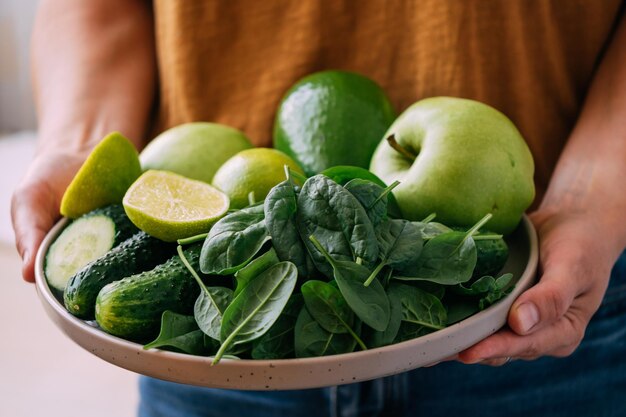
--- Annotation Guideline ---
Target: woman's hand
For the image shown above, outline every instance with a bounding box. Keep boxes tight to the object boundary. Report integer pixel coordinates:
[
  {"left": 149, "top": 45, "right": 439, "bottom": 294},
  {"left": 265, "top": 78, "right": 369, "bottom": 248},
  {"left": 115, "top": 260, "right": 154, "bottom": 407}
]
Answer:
[
  {"left": 11, "top": 149, "right": 88, "bottom": 282},
  {"left": 458, "top": 208, "right": 619, "bottom": 365}
]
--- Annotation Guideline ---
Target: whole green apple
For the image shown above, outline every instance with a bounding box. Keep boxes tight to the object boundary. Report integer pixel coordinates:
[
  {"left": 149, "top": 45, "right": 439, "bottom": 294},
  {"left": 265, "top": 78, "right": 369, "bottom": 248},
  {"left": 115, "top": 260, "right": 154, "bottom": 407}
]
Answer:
[{"left": 369, "top": 97, "right": 535, "bottom": 234}]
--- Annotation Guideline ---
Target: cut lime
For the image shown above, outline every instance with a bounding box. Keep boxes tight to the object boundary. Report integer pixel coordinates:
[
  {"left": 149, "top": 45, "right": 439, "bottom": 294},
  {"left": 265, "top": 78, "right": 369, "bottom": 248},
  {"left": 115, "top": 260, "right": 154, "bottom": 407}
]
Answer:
[
  {"left": 60, "top": 132, "right": 142, "bottom": 218},
  {"left": 123, "top": 170, "right": 230, "bottom": 241}
]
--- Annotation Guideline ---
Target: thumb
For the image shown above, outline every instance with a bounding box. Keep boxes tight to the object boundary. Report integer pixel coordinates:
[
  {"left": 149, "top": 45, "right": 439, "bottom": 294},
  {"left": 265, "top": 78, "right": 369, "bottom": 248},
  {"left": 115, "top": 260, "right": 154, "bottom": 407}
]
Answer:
[
  {"left": 11, "top": 182, "right": 60, "bottom": 282},
  {"left": 507, "top": 259, "right": 581, "bottom": 335}
]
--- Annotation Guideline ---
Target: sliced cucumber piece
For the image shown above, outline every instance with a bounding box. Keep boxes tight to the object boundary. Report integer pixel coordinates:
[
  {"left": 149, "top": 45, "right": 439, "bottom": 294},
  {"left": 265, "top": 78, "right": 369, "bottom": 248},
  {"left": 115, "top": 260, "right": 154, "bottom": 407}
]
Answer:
[{"left": 44, "top": 205, "right": 137, "bottom": 294}]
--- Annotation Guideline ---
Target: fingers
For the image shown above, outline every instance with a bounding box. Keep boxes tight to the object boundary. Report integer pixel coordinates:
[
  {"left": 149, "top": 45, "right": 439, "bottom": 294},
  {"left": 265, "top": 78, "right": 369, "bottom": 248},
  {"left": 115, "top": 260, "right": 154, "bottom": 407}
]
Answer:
[
  {"left": 11, "top": 181, "right": 60, "bottom": 282},
  {"left": 458, "top": 308, "right": 587, "bottom": 364}
]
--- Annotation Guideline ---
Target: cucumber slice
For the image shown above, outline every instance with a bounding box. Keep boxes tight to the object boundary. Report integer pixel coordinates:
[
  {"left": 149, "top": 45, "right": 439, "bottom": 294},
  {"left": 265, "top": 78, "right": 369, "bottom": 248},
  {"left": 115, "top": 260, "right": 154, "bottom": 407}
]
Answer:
[{"left": 44, "top": 205, "right": 137, "bottom": 294}]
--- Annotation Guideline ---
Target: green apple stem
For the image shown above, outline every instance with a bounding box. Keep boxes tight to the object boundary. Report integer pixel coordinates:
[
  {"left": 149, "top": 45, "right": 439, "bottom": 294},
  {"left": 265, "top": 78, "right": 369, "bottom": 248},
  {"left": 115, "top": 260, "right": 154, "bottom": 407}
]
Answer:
[
  {"left": 386, "top": 134, "right": 417, "bottom": 162},
  {"left": 369, "top": 180, "right": 400, "bottom": 209}
]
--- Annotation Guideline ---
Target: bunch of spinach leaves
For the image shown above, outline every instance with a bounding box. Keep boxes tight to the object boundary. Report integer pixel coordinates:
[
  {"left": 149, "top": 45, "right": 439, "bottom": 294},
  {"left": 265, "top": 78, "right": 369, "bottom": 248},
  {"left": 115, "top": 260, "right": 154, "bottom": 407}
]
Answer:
[{"left": 143, "top": 169, "right": 514, "bottom": 363}]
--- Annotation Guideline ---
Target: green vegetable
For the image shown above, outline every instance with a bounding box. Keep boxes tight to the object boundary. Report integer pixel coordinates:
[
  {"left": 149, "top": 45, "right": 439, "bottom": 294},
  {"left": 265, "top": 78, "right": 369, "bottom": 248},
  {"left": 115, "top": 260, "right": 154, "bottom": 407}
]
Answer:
[
  {"left": 296, "top": 175, "right": 379, "bottom": 277},
  {"left": 473, "top": 235, "right": 509, "bottom": 278},
  {"left": 454, "top": 273, "right": 515, "bottom": 310},
  {"left": 294, "top": 307, "right": 359, "bottom": 358},
  {"left": 364, "top": 219, "right": 423, "bottom": 286},
  {"left": 394, "top": 214, "right": 493, "bottom": 285},
  {"left": 251, "top": 294, "right": 303, "bottom": 360},
  {"left": 214, "top": 261, "right": 298, "bottom": 364},
  {"left": 309, "top": 235, "right": 390, "bottom": 331},
  {"left": 233, "top": 248, "right": 279, "bottom": 297},
  {"left": 64, "top": 231, "right": 175, "bottom": 319},
  {"left": 94, "top": 244, "right": 202, "bottom": 342},
  {"left": 344, "top": 179, "right": 398, "bottom": 227},
  {"left": 200, "top": 204, "right": 270, "bottom": 275},
  {"left": 45, "top": 205, "right": 138, "bottom": 295},
  {"left": 364, "top": 284, "right": 403, "bottom": 348},
  {"left": 264, "top": 174, "right": 314, "bottom": 277},
  {"left": 144, "top": 311, "right": 217, "bottom": 355},
  {"left": 301, "top": 280, "right": 367, "bottom": 350},
  {"left": 389, "top": 283, "right": 447, "bottom": 343}
]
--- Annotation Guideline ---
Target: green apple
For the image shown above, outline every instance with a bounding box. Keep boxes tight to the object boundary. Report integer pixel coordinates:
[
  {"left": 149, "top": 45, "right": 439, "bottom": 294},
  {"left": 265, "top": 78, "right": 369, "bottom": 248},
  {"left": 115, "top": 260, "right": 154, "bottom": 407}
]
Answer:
[
  {"left": 140, "top": 122, "right": 252, "bottom": 183},
  {"left": 369, "top": 97, "right": 535, "bottom": 234}
]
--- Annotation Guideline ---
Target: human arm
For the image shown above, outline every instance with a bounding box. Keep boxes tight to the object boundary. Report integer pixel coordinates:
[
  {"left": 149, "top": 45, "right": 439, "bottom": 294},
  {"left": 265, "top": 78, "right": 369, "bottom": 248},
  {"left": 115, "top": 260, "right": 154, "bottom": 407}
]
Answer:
[
  {"left": 459, "top": 13, "right": 626, "bottom": 364},
  {"left": 11, "top": 0, "right": 156, "bottom": 282}
]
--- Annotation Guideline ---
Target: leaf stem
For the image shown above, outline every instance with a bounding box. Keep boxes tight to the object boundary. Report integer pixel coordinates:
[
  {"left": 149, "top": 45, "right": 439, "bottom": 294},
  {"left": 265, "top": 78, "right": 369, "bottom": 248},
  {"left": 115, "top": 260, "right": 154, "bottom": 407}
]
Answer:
[
  {"left": 386, "top": 134, "right": 417, "bottom": 162},
  {"left": 308, "top": 235, "right": 336, "bottom": 267},
  {"left": 363, "top": 260, "right": 387, "bottom": 287},
  {"left": 347, "top": 326, "right": 368, "bottom": 351},
  {"left": 177, "top": 245, "right": 208, "bottom": 291},
  {"left": 472, "top": 233, "right": 503, "bottom": 241},
  {"left": 177, "top": 233, "right": 208, "bottom": 245},
  {"left": 177, "top": 246, "right": 223, "bottom": 315},
  {"left": 368, "top": 180, "right": 400, "bottom": 209},
  {"left": 287, "top": 167, "right": 308, "bottom": 185},
  {"left": 465, "top": 213, "right": 493, "bottom": 238},
  {"left": 248, "top": 191, "right": 256, "bottom": 206},
  {"left": 420, "top": 213, "right": 437, "bottom": 223}
]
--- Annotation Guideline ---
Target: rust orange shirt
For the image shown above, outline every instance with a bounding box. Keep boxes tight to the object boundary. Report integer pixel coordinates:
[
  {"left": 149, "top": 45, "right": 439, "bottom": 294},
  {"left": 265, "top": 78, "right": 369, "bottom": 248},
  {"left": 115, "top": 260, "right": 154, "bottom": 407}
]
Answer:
[{"left": 152, "top": 0, "right": 623, "bottom": 202}]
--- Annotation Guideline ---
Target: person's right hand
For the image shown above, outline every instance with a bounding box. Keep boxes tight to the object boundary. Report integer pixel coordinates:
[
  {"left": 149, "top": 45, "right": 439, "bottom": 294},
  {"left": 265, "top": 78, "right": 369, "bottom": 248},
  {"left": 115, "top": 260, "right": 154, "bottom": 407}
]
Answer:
[{"left": 11, "top": 148, "right": 88, "bottom": 282}]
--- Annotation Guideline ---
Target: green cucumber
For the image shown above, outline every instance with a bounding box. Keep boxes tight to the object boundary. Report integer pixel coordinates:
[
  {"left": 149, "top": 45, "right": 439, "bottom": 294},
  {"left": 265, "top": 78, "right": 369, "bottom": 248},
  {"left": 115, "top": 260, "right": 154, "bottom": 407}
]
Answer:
[
  {"left": 473, "top": 235, "right": 509, "bottom": 278},
  {"left": 95, "top": 244, "right": 203, "bottom": 342},
  {"left": 45, "top": 205, "right": 138, "bottom": 295},
  {"left": 64, "top": 231, "right": 175, "bottom": 319}
]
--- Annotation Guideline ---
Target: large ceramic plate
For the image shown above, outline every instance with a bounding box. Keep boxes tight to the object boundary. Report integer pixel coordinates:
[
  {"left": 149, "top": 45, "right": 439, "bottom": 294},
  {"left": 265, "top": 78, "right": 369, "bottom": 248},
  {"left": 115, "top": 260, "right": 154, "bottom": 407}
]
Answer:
[{"left": 35, "top": 216, "right": 537, "bottom": 390}]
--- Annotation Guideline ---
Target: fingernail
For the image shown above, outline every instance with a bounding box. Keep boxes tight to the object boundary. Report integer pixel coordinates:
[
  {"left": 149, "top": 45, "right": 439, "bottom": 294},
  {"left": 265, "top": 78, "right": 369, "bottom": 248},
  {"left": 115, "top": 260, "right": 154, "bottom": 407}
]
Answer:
[{"left": 517, "top": 302, "right": 539, "bottom": 333}]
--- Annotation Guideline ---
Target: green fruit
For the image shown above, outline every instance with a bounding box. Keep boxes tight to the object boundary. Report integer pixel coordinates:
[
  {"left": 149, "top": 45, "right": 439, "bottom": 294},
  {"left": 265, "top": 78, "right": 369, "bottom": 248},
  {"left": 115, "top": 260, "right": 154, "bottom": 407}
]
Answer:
[
  {"left": 123, "top": 170, "right": 230, "bottom": 242},
  {"left": 60, "top": 132, "right": 142, "bottom": 218},
  {"left": 212, "top": 148, "right": 305, "bottom": 209},
  {"left": 140, "top": 122, "right": 252, "bottom": 183},
  {"left": 370, "top": 97, "right": 535, "bottom": 234},
  {"left": 273, "top": 70, "right": 396, "bottom": 176}
]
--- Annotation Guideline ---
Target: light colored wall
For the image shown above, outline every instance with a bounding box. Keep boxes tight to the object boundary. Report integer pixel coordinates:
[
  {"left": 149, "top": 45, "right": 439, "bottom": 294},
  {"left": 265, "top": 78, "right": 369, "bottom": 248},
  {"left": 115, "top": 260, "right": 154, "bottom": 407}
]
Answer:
[{"left": 0, "top": 0, "right": 39, "bottom": 132}]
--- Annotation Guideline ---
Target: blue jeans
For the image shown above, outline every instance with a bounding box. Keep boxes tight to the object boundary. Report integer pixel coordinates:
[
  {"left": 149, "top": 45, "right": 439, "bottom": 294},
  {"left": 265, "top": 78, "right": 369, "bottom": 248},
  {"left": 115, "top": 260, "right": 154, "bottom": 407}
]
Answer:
[{"left": 138, "top": 251, "right": 626, "bottom": 417}]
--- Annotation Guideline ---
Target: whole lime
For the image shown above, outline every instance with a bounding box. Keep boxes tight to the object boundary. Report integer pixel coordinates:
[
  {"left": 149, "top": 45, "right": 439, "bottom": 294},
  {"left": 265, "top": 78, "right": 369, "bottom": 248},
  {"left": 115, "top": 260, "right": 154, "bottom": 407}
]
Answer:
[
  {"left": 212, "top": 148, "right": 305, "bottom": 209},
  {"left": 273, "top": 70, "right": 396, "bottom": 176},
  {"left": 140, "top": 122, "right": 252, "bottom": 183}
]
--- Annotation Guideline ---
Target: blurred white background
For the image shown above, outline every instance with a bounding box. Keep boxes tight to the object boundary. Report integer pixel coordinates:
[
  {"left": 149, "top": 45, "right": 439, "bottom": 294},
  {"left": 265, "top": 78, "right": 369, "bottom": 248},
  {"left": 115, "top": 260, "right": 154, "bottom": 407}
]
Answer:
[{"left": 1, "top": 2, "right": 138, "bottom": 416}]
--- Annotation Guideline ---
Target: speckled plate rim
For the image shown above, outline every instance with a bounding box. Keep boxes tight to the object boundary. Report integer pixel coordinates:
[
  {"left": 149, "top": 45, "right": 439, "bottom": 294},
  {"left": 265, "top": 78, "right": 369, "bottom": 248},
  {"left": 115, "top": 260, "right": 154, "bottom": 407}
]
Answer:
[{"left": 35, "top": 215, "right": 538, "bottom": 390}]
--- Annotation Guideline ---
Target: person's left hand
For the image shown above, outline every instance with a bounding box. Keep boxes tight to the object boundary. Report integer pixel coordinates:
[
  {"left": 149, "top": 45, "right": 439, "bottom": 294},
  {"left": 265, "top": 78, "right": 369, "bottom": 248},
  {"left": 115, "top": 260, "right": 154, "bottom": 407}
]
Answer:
[{"left": 457, "top": 208, "right": 620, "bottom": 365}]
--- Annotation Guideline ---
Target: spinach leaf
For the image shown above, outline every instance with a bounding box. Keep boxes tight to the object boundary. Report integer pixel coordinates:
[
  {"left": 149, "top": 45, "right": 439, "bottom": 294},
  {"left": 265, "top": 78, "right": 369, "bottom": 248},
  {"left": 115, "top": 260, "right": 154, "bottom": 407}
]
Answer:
[
  {"left": 177, "top": 245, "right": 233, "bottom": 342},
  {"left": 394, "top": 231, "right": 477, "bottom": 285},
  {"left": 344, "top": 179, "right": 397, "bottom": 227},
  {"left": 264, "top": 177, "right": 314, "bottom": 277},
  {"left": 144, "top": 311, "right": 216, "bottom": 355},
  {"left": 194, "top": 287, "right": 233, "bottom": 341},
  {"left": 296, "top": 175, "right": 379, "bottom": 277},
  {"left": 294, "top": 307, "right": 358, "bottom": 358},
  {"left": 412, "top": 221, "right": 452, "bottom": 240},
  {"left": 213, "top": 261, "right": 298, "bottom": 364},
  {"left": 251, "top": 294, "right": 303, "bottom": 360},
  {"left": 388, "top": 283, "right": 447, "bottom": 343},
  {"left": 233, "top": 248, "right": 279, "bottom": 297},
  {"left": 444, "top": 296, "right": 480, "bottom": 325},
  {"left": 309, "top": 235, "right": 390, "bottom": 331},
  {"left": 453, "top": 273, "right": 514, "bottom": 310},
  {"left": 200, "top": 204, "right": 270, "bottom": 275},
  {"left": 364, "top": 219, "right": 423, "bottom": 286},
  {"left": 365, "top": 283, "right": 403, "bottom": 348},
  {"left": 301, "top": 280, "right": 367, "bottom": 350}
]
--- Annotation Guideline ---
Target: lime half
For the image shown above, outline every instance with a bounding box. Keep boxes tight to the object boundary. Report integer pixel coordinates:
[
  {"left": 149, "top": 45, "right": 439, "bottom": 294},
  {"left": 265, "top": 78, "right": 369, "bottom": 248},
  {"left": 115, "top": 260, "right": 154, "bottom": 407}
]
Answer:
[{"left": 123, "top": 170, "right": 230, "bottom": 241}]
